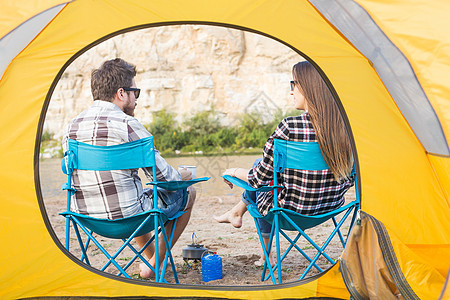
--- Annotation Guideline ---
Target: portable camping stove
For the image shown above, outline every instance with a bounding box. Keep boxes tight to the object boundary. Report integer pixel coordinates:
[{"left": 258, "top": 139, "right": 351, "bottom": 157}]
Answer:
[{"left": 182, "top": 233, "right": 210, "bottom": 270}]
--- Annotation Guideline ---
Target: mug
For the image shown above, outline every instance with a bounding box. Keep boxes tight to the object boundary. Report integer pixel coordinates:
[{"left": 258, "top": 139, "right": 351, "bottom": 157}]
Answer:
[{"left": 178, "top": 165, "right": 197, "bottom": 179}]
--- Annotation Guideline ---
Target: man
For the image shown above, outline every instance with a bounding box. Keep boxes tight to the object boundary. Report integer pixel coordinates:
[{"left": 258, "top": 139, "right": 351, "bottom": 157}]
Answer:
[{"left": 62, "top": 58, "right": 195, "bottom": 278}]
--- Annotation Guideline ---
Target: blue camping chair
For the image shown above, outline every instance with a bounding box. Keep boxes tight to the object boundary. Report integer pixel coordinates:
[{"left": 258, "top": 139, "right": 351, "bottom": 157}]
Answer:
[
  {"left": 60, "top": 136, "right": 209, "bottom": 282},
  {"left": 223, "top": 139, "right": 359, "bottom": 284}
]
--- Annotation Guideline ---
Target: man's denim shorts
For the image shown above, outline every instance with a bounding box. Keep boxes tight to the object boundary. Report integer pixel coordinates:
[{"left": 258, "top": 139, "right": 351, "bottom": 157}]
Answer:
[{"left": 142, "top": 188, "right": 188, "bottom": 218}]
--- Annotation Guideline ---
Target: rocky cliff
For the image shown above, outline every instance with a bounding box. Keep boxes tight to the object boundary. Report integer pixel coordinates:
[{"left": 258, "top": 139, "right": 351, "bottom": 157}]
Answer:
[{"left": 44, "top": 24, "right": 303, "bottom": 138}]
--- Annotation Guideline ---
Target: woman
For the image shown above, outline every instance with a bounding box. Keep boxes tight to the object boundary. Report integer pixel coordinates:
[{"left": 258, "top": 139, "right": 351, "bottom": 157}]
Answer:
[{"left": 214, "top": 61, "right": 354, "bottom": 266}]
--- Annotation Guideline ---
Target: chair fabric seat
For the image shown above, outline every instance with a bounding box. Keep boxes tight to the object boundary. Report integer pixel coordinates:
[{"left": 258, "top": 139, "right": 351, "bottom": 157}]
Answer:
[
  {"left": 60, "top": 210, "right": 184, "bottom": 239},
  {"left": 247, "top": 200, "right": 359, "bottom": 231}
]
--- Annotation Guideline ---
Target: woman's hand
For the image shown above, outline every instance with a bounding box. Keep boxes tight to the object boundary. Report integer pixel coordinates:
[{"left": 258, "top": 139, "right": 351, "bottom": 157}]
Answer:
[
  {"left": 222, "top": 168, "right": 238, "bottom": 189},
  {"left": 179, "top": 168, "right": 192, "bottom": 181}
]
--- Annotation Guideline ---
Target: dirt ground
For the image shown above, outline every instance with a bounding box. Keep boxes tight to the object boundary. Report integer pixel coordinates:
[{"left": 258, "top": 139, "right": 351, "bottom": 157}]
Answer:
[{"left": 41, "top": 159, "right": 356, "bottom": 286}]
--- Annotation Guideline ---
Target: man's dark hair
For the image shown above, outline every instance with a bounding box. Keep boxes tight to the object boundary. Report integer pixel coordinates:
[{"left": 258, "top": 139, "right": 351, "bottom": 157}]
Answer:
[{"left": 91, "top": 58, "right": 136, "bottom": 101}]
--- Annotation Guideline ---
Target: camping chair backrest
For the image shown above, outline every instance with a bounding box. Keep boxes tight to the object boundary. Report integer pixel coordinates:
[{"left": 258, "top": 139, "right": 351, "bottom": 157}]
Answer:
[
  {"left": 63, "top": 136, "right": 158, "bottom": 212},
  {"left": 272, "top": 138, "right": 358, "bottom": 207},
  {"left": 65, "top": 136, "right": 157, "bottom": 171},
  {"left": 273, "top": 139, "right": 328, "bottom": 171},
  {"left": 272, "top": 139, "right": 328, "bottom": 208}
]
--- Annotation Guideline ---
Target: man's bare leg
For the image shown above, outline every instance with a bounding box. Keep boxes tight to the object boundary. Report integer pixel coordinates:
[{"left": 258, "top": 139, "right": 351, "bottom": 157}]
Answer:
[
  {"left": 213, "top": 200, "right": 247, "bottom": 228},
  {"left": 134, "top": 233, "right": 155, "bottom": 266},
  {"left": 138, "top": 186, "right": 196, "bottom": 278}
]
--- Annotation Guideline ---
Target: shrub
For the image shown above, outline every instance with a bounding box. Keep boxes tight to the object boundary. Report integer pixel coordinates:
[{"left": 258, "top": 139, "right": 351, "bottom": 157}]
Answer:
[{"left": 144, "top": 108, "right": 302, "bottom": 155}]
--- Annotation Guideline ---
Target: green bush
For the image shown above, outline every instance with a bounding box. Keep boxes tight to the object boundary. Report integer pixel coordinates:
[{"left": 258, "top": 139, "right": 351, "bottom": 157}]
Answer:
[
  {"left": 144, "top": 108, "right": 302, "bottom": 155},
  {"left": 41, "top": 131, "right": 54, "bottom": 142},
  {"left": 39, "top": 109, "right": 303, "bottom": 158}
]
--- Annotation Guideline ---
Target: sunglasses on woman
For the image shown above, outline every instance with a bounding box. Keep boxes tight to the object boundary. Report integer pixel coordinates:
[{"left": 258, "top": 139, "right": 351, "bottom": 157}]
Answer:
[
  {"left": 290, "top": 80, "right": 297, "bottom": 91},
  {"left": 122, "top": 87, "right": 141, "bottom": 99}
]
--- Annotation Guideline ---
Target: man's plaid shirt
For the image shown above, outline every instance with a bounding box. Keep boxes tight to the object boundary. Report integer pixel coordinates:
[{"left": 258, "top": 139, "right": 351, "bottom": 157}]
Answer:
[
  {"left": 62, "top": 100, "right": 181, "bottom": 220},
  {"left": 247, "top": 112, "right": 354, "bottom": 216}
]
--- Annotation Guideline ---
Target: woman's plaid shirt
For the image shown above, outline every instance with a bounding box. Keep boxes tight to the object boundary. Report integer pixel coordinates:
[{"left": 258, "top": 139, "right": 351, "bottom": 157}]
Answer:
[{"left": 247, "top": 112, "right": 354, "bottom": 216}]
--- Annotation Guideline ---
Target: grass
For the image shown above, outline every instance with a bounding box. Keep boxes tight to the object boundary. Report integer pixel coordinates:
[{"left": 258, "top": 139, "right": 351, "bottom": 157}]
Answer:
[{"left": 119, "top": 257, "right": 132, "bottom": 261}]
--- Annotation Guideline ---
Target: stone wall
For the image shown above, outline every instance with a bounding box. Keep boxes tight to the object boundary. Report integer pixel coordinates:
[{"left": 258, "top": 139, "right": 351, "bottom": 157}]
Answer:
[{"left": 44, "top": 25, "right": 303, "bottom": 138}]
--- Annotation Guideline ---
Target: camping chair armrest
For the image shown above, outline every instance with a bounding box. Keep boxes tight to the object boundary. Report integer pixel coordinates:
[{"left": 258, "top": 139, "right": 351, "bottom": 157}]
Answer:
[
  {"left": 222, "top": 175, "right": 282, "bottom": 192},
  {"left": 246, "top": 203, "right": 265, "bottom": 219},
  {"left": 146, "top": 177, "right": 210, "bottom": 191}
]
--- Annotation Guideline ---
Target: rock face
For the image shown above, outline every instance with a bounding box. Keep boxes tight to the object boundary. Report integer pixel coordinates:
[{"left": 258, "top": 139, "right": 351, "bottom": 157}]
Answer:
[{"left": 45, "top": 25, "right": 303, "bottom": 138}]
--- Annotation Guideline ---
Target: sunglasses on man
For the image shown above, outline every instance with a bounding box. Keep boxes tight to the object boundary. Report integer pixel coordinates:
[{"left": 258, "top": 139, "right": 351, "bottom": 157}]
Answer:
[{"left": 122, "top": 87, "right": 140, "bottom": 99}]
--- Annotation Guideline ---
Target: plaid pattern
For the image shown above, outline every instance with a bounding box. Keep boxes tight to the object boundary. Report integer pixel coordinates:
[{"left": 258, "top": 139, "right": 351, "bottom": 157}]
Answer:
[
  {"left": 248, "top": 112, "right": 354, "bottom": 216},
  {"left": 62, "top": 100, "right": 181, "bottom": 220}
]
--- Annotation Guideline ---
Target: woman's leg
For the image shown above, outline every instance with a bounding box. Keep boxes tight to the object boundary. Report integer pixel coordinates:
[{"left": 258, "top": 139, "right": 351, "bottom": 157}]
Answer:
[
  {"left": 214, "top": 159, "right": 263, "bottom": 227},
  {"left": 213, "top": 192, "right": 250, "bottom": 228},
  {"left": 254, "top": 218, "right": 276, "bottom": 267}
]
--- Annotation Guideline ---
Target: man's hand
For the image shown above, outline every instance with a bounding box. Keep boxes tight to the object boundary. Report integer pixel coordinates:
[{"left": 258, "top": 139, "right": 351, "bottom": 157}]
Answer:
[{"left": 179, "top": 168, "right": 192, "bottom": 181}]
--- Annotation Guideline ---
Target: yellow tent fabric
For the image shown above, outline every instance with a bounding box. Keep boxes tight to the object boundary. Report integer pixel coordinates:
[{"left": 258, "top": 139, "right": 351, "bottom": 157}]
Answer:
[
  {"left": 0, "top": 0, "right": 448, "bottom": 299},
  {"left": 0, "top": 0, "right": 69, "bottom": 39}
]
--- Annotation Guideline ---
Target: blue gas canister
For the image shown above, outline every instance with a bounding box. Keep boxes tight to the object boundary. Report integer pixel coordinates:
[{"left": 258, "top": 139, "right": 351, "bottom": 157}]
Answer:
[{"left": 201, "top": 252, "right": 222, "bottom": 282}]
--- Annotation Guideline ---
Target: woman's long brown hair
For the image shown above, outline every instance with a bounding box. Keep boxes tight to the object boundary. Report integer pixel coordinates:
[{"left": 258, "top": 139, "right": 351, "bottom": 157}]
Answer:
[{"left": 293, "top": 61, "right": 353, "bottom": 181}]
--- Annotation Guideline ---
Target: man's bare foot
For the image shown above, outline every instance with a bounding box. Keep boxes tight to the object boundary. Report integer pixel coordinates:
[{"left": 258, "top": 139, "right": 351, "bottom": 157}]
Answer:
[
  {"left": 254, "top": 255, "right": 276, "bottom": 267},
  {"left": 213, "top": 210, "right": 243, "bottom": 228},
  {"left": 139, "top": 263, "right": 155, "bottom": 279},
  {"left": 139, "top": 262, "right": 167, "bottom": 279}
]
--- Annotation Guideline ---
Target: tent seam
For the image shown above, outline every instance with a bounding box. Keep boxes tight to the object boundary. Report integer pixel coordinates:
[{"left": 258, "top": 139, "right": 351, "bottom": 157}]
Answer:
[
  {"left": 366, "top": 213, "right": 420, "bottom": 300},
  {"left": 305, "top": 0, "right": 367, "bottom": 60},
  {"left": 349, "top": 0, "right": 449, "bottom": 157},
  {"left": 0, "top": 2, "right": 72, "bottom": 83}
]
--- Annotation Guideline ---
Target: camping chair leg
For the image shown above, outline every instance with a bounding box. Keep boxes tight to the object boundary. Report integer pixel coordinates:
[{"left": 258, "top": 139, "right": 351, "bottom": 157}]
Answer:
[
  {"left": 158, "top": 216, "right": 179, "bottom": 284},
  {"left": 278, "top": 230, "right": 322, "bottom": 272},
  {"left": 261, "top": 214, "right": 323, "bottom": 284},
  {"left": 274, "top": 213, "right": 283, "bottom": 284},
  {"left": 262, "top": 230, "right": 307, "bottom": 282},
  {"left": 65, "top": 217, "right": 70, "bottom": 250},
  {"left": 332, "top": 217, "right": 346, "bottom": 248},
  {"left": 298, "top": 208, "right": 354, "bottom": 280},
  {"left": 261, "top": 222, "right": 276, "bottom": 283},
  {"left": 299, "top": 239, "right": 334, "bottom": 280},
  {"left": 100, "top": 214, "right": 154, "bottom": 273},
  {"left": 263, "top": 230, "right": 324, "bottom": 281},
  {"left": 254, "top": 218, "right": 277, "bottom": 284},
  {"left": 70, "top": 216, "right": 131, "bottom": 278},
  {"left": 263, "top": 222, "right": 277, "bottom": 284},
  {"left": 261, "top": 226, "right": 323, "bottom": 282},
  {"left": 281, "top": 211, "right": 335, "bottom": 263},
  {"left": 346, "top": 206, "right": 358, "bottom": 244},
  {"left": 79, "top": 233, "right": 92, "bottom": 264},
  {"left": 164, "top": 218, "right": 180, "bottom": 284},
  {"left": 120, "top": 231, "right": 158, "bottom": 275},
  {"left": 71, "top": 219, "right": 91, "bottom": 266},
  {"left": 154, "top": 214, "right": 160, "bottom": 282}
]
